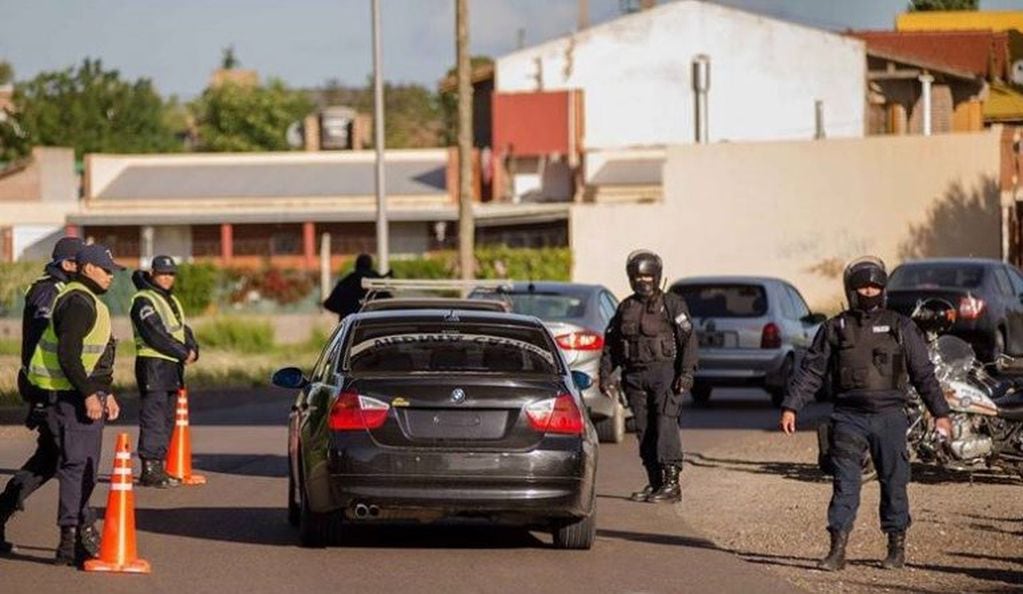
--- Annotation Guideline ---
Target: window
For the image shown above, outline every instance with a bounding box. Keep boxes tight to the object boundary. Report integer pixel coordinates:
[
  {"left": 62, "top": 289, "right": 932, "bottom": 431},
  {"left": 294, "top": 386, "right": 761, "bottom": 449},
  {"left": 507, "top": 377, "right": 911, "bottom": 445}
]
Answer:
[
  {"left": 310, "top": 324, "right": 345, "bottom": 383},
  {"left": 344, "top": 321, "right": 560, "bottom": 375},
  {"left": 786, "top": 286, "right": 811, "bottom": 319},
  {"left": 1008, "top": 266, "right": 1023, "bottom": 295},
  {"left": 495, "top": 292, "right": 588, "bottom": 321},
  {"left": 599, "top": 292, "right": 618, "bottom": 323},
  {"left": 889, "top": 264, "right": 984, "bottom": 289},
  {"left": 671, "top": 284, "right": 768, "bottom": 318},
  {"left": 778, "top": 286, "right": 797, "bottom": 320},
  {"left": 993, "top": 267, "right": 1014, "bottom": 297}
]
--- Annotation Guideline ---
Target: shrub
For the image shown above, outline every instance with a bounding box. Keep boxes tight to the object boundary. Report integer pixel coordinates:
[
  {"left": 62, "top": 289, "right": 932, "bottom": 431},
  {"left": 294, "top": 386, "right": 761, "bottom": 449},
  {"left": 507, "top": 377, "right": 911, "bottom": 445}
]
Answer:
[
  {"left": 0, "top": 261, "right": 43, "bottom": 316},
  {"left": 175, "top": 262, "right": 219, "bottom": 314},
  {"left": 194, "top": 317, "right": 275, "bottom": 353},
  {"left": 365, "top": 247, "right": 572, "bottom": 282},
  {"left": 228, "top": 266, "right": 315, "bottom": 305}
]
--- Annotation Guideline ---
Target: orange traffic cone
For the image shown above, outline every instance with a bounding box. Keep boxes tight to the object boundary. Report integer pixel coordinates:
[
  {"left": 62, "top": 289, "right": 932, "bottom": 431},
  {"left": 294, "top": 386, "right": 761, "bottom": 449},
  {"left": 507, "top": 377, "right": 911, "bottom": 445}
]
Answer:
[
  {"left": 85, "top": 433, "right": 151, "bottom": 574},
  {"left": 165, "top": 388, "right": 206, "bottom": 486}
]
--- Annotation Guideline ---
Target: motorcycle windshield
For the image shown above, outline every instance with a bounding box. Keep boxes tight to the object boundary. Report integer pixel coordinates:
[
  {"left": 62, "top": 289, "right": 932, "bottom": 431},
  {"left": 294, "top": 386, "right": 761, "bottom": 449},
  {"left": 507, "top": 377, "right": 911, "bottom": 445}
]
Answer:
[{"left": 935, "top": 335, "right": 975, "bottom": 380}]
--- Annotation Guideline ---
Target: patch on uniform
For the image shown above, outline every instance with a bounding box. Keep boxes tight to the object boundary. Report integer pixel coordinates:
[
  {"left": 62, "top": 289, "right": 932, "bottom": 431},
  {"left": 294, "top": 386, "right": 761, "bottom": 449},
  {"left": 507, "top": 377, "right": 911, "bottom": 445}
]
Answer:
[
  {"left": 872, "top": 325, "right": 891, "bottom": 333},
  {"left": 675, "top": 313, "right": 688, "bottom": 324},
  {"left": 139, "top": 305, "right": 157, "bottom": 320}
]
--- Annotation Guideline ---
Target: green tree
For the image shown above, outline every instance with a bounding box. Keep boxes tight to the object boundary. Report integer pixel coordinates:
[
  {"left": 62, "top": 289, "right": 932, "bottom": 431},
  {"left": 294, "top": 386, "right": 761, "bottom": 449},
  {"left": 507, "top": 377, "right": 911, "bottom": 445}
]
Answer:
[
  {"left": 909, "top": 0, "right": 978, "bottom": 10},
  {"left": 190, "top": 78, "right": 313, "bottom": 152},
  {"left": 221, "top": 45, "right": 240, "bottom": 69},
  {"left": 0, "top": 61, "right": 12, "bottom": 85},
  {"left": 356, "top": 80, "right": 443, "bottom": 148},
  {"left": 439, "top": 56, "right": 492, "bottom": 146},
  {"left": 0, "top": 58, "right": 179, "bottom": 160}
]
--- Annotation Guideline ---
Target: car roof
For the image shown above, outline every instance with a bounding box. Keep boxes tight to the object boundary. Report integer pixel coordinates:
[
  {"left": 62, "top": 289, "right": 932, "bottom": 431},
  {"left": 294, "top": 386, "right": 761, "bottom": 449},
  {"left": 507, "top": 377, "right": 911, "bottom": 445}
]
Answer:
[
  {"left": 894, "top": 258, "right": 1004, "bottom": 268},
  {"left": 347, "top": 308, "right": 546, "bottom": 326},
  {"left": 670, "top": 275, "right": 789, "bottom": 287},
  {"left": 360, "top": 298, "right": 510, "bottom": 313}
]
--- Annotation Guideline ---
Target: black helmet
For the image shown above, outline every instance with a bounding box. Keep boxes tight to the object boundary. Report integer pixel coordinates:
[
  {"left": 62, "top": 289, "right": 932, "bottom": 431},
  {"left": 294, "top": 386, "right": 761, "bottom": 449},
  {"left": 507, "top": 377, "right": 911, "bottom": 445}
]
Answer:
[
  {"left": 843, "top": 256, "right": 888, "bottom": 310},
  {"left": 626, "top": 249, "right": 663, "bottom": 297}
]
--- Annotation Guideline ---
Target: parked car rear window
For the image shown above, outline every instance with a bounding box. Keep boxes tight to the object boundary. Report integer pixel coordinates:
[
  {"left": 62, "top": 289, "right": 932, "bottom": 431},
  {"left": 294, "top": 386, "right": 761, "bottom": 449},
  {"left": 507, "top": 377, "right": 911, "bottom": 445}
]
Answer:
[
  {"left": 344, "top": 321, "right": 559, "bottom": 375},
  {"left": 488, "top": 293, "right": 588, "bottom": 321},
  {"left": 671, "top": 284, "right": 768, "bottom": 318},
  {"left": 888, "top": 264, "right": 985, "bottom": 290}
]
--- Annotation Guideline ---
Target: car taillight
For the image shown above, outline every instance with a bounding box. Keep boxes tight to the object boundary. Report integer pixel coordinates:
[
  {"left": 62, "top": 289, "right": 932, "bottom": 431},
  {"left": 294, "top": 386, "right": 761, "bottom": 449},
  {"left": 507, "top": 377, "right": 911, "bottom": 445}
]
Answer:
[
  {"left": 761, "top": 322, "right": 782, "bottom": 349},
  {"left": 328, "top": 390, "right": 390, "bottom": 431},
  {"left": 555, "top": 331, "right": 605, "bottom": 351},
  {"left": 524, "top": 394, "right": 584, "bottom": 434},
  {"left": 959, "top": 295, "right": 985, "bottom": 321}
]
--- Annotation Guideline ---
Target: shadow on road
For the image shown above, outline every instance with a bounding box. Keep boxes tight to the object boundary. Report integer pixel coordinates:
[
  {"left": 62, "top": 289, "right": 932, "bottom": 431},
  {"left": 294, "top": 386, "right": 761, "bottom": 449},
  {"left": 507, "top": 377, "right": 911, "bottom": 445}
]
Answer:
[
  {"left": 685, "top": 452, "right": 828, "bottom": 484},
  {"left": 906, "top": 560, "right": 1023, "bottom": 588},
  {"left": 135, "top": 507, "right": 295, "bottom": 546},
  {"left": 190, "top": 453, "right": 288, "bottom": 478},
  {"left": 335, "top": 524, "right": 546, "bottom": 549},
  {"left": 596, "top": 528, "right": 719, "bottom": 551}
]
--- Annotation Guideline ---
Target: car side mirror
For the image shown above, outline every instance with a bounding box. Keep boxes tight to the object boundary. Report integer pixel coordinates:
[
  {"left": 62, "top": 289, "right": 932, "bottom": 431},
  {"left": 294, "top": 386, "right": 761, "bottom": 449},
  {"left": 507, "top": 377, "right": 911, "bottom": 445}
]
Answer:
[
  {"left": 571, "top": 370, "right": 593, "bottom": 391},
  {"left": 272, "top": 367, "right": 309, "bottom": 389},
  {"left": 802, "top": 313, "right": 827, "bottom": 325}
]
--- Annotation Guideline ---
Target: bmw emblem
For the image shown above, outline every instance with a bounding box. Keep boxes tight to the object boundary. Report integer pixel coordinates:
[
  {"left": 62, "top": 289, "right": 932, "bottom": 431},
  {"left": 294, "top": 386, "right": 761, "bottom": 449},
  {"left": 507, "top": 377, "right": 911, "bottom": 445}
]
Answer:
[{"left": 451, "top": 388, "right": 466, "bottom": 404}]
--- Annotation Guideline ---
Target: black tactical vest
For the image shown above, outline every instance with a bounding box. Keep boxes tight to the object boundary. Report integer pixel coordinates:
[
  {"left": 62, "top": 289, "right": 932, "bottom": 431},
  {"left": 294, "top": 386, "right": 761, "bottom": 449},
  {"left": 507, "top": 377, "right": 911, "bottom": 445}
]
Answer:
[
  {"left": 832, "top": 310, "right": 907, "bottom": 392},
  {"left": 619, "top": 294, "right": 676, "bottom": 367}
]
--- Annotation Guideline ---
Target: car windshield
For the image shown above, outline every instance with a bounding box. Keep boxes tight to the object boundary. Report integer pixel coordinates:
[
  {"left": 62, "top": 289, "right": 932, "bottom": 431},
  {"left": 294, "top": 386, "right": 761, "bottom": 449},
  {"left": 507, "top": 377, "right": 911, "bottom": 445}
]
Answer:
[
  {"left": 671, "top": 284, "right": 768, "bottom": 318},
  {"left": 478, "top": 291, "right": 588, "bottom": 321},
  {"left": 345, "top": 320, "right": 560, "bottom": 375},
  {"left": 888, "top": 264, "right": 984, "bottom": 290}
]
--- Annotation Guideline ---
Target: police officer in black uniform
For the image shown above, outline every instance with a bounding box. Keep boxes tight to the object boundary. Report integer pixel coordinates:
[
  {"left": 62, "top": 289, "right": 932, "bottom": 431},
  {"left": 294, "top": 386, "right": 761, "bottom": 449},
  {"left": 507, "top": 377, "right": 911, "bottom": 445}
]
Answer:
[
  {"left": 24, "top": 244, "right": 123, "bottom": 566},
  {"left": 130, "top": 255, "right": 198, "bottom": 487},
  {"left": 323, "top": 253, "right": 389, "bottom": 321},
  {"left": 780, "top": 256, "right": 952, "bottom": 571},
  {"left": 599, "top": 250, "right": 698, "bottom": 503},
  {"left": 0, "top": 237, "right": 85, "bottom": 555}
]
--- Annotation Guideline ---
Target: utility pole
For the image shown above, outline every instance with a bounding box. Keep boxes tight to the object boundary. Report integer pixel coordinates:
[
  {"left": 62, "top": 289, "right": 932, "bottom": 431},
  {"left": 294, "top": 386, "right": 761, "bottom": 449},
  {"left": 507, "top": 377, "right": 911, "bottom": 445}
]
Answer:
[
  {"left": 578, "top": 0, "right": 589, "bottom": 30},
  {"left": 457, "top": 0, "right": 475, "bottom": 286},
  {"left": 372, "top": 0, "right": 389, "bottom": 273}
]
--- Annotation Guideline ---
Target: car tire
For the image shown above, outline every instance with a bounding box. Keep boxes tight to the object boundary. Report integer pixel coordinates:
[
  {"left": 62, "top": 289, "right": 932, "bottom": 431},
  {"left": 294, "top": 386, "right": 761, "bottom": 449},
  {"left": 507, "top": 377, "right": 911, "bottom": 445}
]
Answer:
[
  {"left": 552, "top": 509, "right": 596, "bottom": 550},
  {"left": 287, "top": 462, "right": 300, "bottom": 527},
  {"left": 690, "top": 384, "right": 712, "bottom": 406},
  {"left": 595, "top": 404, "right": 625, "bottom": 444},
  {"left": 297, "top": 462, "right": 342, "bottom": 547}
]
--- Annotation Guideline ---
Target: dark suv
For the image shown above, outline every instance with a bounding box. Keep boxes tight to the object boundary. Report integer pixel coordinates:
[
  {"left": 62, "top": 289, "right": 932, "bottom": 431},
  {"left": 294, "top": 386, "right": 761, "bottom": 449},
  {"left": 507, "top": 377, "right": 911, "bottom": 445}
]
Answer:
[{"left": 887, "top": 258, "right": 1023, "bottom": 362}]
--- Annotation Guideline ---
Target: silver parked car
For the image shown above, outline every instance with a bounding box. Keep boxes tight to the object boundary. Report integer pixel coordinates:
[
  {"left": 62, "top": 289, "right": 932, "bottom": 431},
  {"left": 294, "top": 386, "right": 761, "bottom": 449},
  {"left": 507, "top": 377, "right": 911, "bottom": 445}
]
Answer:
[
  {"left": 668, "top": 276, "right": 825, "bottom": 407},
  {"left": 470, "top": 282, "right": 628, "bottom": 443}
]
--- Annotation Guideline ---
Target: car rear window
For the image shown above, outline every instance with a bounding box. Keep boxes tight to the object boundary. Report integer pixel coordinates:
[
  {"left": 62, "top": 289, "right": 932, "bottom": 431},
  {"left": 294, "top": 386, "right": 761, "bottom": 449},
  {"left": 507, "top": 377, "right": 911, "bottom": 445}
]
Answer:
[
  {"left": 888, "top": 264, "right": 984, "bottom": 290},
  {"left": 345, "top": 321, "right": 559, "bottom": 375},
  {"left": 671, "top": 284, "right": 768, "bottom": 318},
  {"left": 483, "top": 292, "right": 587, "bottom": 320}
]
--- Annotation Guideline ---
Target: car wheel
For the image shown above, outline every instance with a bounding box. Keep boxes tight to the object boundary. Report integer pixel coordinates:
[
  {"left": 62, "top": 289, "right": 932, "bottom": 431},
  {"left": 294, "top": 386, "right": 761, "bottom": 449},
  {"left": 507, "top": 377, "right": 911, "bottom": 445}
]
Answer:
[
  {"left": 595, "top": 404, "right": 625, "bottom": 443},
  {"left": 287, "top": 462, "right": 300, "bottom": 527},
  {"left": 552, "top": 509, "right": 596, "bottom": 550},
  {"left": 690, "top": 384, "right": 712, "bottom": 406},
  {"left": 297, "top": 462, "right": 342, "bottom": 547}
]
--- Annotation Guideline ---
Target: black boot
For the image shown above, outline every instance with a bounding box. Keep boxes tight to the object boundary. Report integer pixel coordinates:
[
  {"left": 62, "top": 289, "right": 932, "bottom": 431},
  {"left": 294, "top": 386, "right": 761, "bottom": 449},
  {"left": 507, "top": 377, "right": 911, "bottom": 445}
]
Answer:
[
  {"left": 818, "top": 529, "right": 848, "bottom": 571},
  {"left": 881, "top": 531, "right": 906, "bottom": 569},
  {"left": 54, "top": 526, "right": 77, "bottom": 566},
  {"left": 78, "top": 522, "right": 101, "bottom": 559},
  {"left": 646, "top": 464, "right": 681, "bottom": 503},
  {"left": 139, "top": 459, "right": 174, "bottom": 488},
  {"left": 630, "top": 467, "right": 662, "bottom": 502},
  {"left": 157, "top": 461, "right": 182, "bottom": 488},
  {"left": 0, "top": 490, "right": 16, "bottom": 554}
]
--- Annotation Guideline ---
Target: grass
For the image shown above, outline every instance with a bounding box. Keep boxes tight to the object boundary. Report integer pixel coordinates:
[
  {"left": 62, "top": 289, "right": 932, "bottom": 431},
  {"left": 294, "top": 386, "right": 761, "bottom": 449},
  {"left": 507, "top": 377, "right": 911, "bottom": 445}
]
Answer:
[
  {"left": 0, "top": 338, "right": 19, "bottom": 357},
  {"left": 194, "top": 317, "right": 275, "bottom": 354}
]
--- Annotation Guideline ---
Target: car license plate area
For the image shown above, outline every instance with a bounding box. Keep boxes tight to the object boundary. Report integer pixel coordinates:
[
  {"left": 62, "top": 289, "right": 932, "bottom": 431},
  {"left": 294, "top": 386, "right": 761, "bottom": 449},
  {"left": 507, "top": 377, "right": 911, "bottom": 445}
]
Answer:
[
  {"left": 698, "top": 331, "right": 725, "bottom": 348},
  {"left": 402, "top": 409, "right": 509, "bottom": 440}
]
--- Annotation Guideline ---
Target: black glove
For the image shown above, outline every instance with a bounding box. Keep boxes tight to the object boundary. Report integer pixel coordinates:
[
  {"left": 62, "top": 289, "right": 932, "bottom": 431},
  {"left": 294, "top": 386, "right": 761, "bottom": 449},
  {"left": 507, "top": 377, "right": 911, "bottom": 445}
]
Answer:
[{"left": 673, "top": 374, "right": 694, "bottom": 394}]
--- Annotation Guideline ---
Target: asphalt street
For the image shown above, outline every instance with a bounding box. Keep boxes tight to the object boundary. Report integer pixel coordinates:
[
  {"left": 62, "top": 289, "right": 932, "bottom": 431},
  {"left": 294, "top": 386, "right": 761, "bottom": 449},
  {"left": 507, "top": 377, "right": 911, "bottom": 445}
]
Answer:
[{"left": 0, "top": 389, "right": 815, "bottom": 594}]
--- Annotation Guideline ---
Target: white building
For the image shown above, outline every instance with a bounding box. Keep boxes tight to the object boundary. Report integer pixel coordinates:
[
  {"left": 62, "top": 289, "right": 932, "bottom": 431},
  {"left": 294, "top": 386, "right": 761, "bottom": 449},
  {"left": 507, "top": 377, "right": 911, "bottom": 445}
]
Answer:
[{"left": 495, "top": 0, "right": 865, "bottom": 150}]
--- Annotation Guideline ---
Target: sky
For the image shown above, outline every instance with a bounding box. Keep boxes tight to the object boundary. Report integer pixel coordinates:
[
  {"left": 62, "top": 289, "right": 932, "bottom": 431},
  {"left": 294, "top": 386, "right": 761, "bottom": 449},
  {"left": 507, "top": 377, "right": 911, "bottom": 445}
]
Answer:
[{"left": 1, "top": 0, "right": 1022, "bottom": 99}]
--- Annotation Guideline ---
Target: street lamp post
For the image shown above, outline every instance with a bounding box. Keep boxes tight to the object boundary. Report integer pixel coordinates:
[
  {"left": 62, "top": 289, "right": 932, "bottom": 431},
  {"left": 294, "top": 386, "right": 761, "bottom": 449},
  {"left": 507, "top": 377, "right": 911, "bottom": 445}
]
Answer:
[{"left": 372, "top": 0, "right": 389, "bottom": 273}]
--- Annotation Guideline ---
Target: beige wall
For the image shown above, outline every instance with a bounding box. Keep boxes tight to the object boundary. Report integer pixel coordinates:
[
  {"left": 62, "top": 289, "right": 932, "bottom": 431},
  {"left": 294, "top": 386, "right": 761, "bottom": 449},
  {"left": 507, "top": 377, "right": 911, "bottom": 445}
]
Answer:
[{"left": 570, "top": 130, "right": 1003, "bottom": 311}]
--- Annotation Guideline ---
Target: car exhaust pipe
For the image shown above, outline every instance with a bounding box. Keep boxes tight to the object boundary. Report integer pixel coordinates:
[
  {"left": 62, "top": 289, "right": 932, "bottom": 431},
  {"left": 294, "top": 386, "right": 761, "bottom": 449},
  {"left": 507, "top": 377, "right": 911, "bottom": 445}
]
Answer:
[
  {"left": 368, "top": 505, "right": 380, "bottom": 517},
  {"left": 354, "top": 503, "right": 370, "bottom": 519}
]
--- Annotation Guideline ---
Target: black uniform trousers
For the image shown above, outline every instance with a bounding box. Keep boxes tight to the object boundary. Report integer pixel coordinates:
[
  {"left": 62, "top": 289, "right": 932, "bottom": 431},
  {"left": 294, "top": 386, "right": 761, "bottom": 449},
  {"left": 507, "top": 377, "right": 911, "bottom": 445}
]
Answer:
[
  {"left": 828, "top": 408, "right": 911, "bottom": 534},
  {"left": 51, "top": 393, "right": 104, "bottom": 528},
  {"left": 623, "top": 364, "right": 684, "bottom": 480},
  {"left": 138, "top": 389, "right": 177, "bottom": 461},
  {"left": 0, "top": 410, "right": 59, "bottom": 517}
]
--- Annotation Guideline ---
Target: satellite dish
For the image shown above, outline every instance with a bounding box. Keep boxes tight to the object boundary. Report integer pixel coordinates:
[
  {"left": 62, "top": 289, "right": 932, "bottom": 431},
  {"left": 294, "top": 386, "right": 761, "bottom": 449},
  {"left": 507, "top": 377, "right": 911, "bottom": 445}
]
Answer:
[{"left": 286, "top": 121, "right": 304, "bottom": 149}]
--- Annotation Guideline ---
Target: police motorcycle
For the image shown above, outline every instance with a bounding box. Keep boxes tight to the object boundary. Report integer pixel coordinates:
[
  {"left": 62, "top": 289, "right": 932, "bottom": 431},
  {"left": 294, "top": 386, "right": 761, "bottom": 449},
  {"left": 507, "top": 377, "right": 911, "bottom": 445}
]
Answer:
[{"left": 880, "top": 298, "right": 1023, "bottom": 480}]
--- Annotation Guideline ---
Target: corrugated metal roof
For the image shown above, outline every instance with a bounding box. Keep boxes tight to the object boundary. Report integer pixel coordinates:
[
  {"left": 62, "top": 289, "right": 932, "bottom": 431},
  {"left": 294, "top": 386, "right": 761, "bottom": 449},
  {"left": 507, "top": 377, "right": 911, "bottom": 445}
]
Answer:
[
  {"left": 849, "top": 30, "right": 1010, "bottom": 79},
  {"left": 96, "top": 159, "right": 447, "bottom": 200},
  {"left": 985, "top": 83, "right": 1023, "bottom": 122}
]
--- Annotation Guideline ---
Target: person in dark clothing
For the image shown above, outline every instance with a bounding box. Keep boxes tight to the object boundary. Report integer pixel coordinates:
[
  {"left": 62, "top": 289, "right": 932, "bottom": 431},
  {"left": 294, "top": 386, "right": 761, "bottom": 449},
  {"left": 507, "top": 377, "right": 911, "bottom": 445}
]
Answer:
[
  {"left": 130, "top": 255, "right": 198, "bottom": 488},
  {"left": 323, "top": 253, "right": 388, "bottom": 321},
  {"left": 1, "top": 237, "right": 84, "bottom": 555},
  {"left": 780, "top": 256, "right": 952, "bottom": 572},
  {"left": 23, "top": 243, "right": 123, "bottom": 567},
  {"left": 599, "top": 250, "right": 698, "bottom": 504}
]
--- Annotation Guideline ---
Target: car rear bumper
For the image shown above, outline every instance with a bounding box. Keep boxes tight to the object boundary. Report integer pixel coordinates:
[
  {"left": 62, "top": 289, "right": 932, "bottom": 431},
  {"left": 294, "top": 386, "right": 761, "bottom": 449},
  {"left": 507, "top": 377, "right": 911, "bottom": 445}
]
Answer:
[
  {"left": 694, "top": 348, "right": 787, "bottom": 384},
  {"left": 309, "top": 439, "right": 597, "bottom": 520}
]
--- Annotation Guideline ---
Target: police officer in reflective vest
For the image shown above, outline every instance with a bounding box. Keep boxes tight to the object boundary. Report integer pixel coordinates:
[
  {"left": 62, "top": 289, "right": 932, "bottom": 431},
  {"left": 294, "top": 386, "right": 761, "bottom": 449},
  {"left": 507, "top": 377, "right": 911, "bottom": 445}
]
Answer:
[
  {"left": 780, "top": 257, "right": 952, "bottom": 571},
  {"left": 24, "top": 244, "right": 123, "bottom": 566},
  {"left": 130, "top": 255, "right": 198, "bottom": 488},
  {"left": 0, "top": 237, "right": 85, "bottom": 555},
  {"left": 599, "top": 250, "right": 698, "bottom": 503}
]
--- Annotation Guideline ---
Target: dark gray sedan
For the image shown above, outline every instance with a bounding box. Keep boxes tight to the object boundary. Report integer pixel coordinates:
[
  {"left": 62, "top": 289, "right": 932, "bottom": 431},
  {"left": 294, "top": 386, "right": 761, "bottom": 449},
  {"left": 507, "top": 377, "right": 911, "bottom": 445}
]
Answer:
[{"left": 470, "top": 282, "right": 628, "bottom": 443}]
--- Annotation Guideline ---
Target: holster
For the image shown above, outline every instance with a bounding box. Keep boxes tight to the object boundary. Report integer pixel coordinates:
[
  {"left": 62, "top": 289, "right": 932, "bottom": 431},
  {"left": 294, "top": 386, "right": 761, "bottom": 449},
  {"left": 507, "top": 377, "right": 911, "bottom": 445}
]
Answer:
[{"left": 816, "top": 420, "right": 834, "bottom": 475}]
